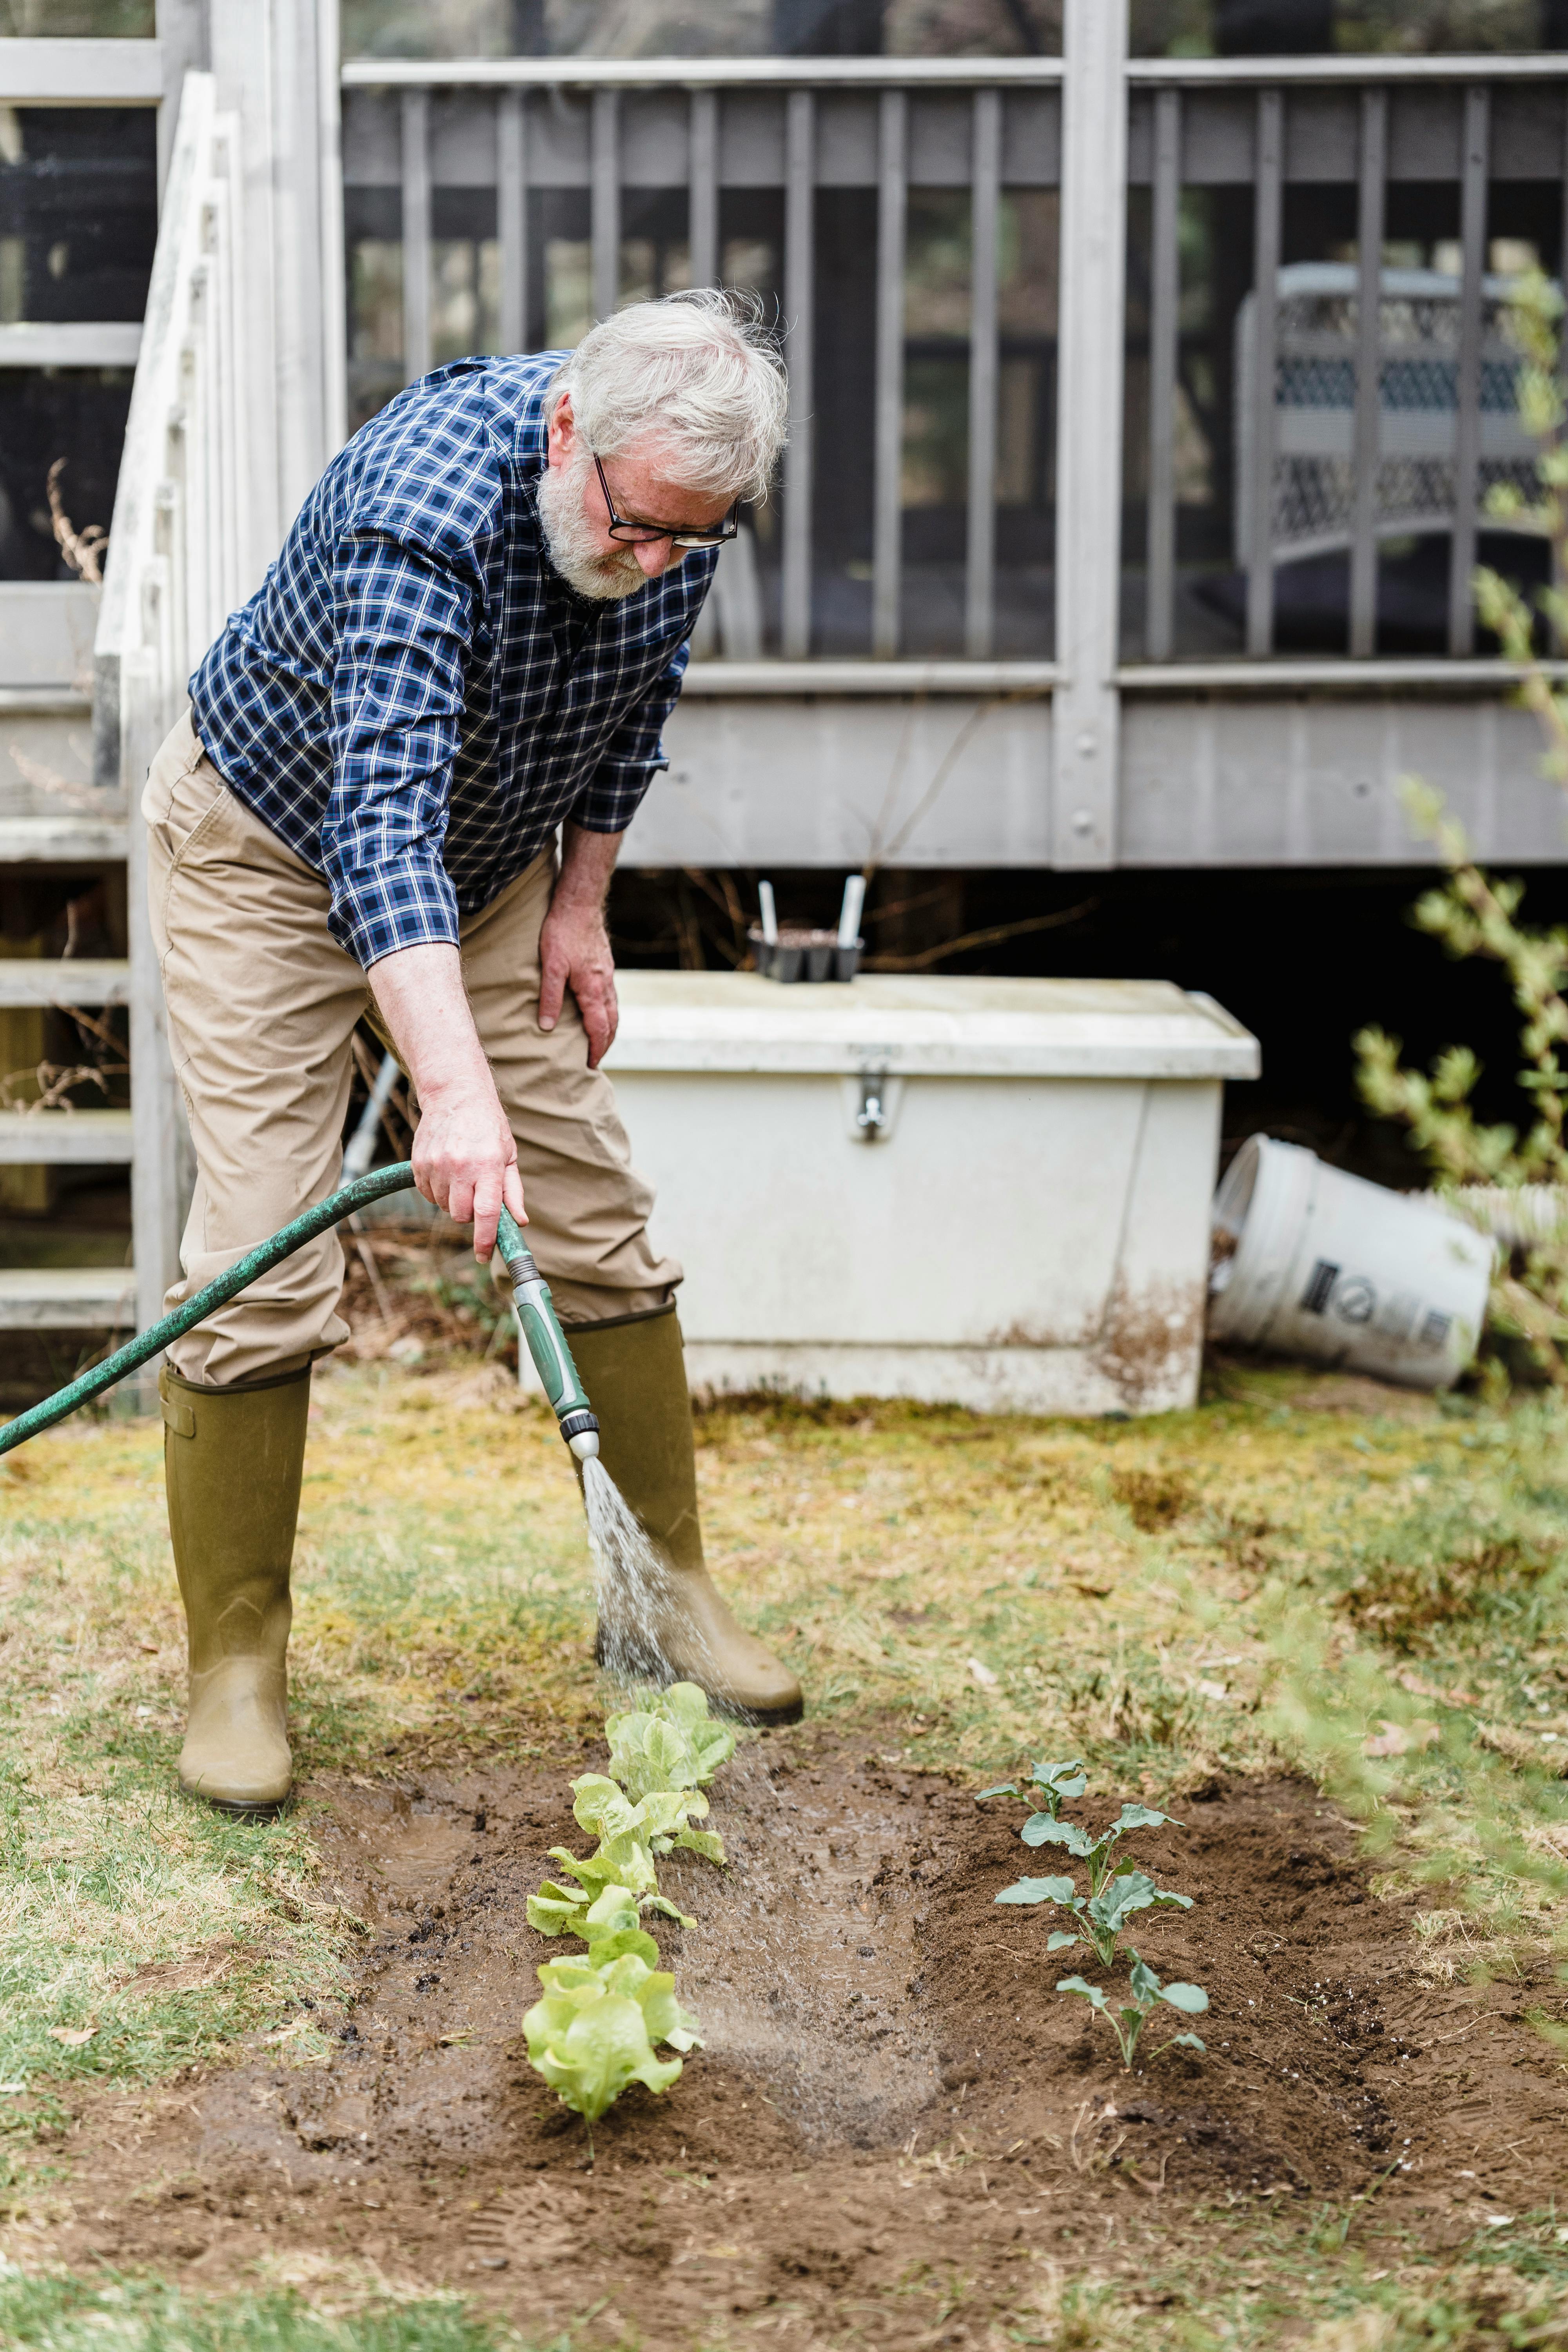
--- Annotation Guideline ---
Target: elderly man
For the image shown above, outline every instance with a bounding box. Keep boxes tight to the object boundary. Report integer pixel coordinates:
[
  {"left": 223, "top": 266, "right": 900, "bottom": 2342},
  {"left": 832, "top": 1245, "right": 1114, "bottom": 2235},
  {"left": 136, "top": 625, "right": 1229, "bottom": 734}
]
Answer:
[{"left": 143, "top": 290, "right": 800, "bottom": 1814}]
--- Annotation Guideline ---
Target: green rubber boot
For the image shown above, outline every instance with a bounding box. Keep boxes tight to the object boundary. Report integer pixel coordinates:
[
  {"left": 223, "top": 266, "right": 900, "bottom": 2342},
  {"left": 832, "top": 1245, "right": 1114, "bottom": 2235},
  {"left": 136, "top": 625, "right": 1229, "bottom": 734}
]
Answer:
[
  {"left": 160, "top": 1363, "right": 310, "bottom": 1812},
  {"left": 568, "top": 1306, "right": 804, "bottom": 1725}
]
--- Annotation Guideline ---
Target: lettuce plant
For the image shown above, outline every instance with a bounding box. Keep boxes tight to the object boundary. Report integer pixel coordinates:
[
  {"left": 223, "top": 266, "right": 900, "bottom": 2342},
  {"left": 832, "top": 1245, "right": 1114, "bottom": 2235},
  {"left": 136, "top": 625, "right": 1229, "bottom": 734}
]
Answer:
[
  {"left": 570, "top": 1772, "right": 727, "bottom": 1866},
  {"left": 1020, "top": 1803, "right": 1180, "bottom": 1896},
  {"left": 527, "top": 1847, "right": 695, "bottom": 1933},
  {"left": 579, "top": 1884, "right": 658, "bottom": 1964},
  {"left": 605, "top": 1681, "right": 739, "bottom": 1801},
  {"left": 996, "top": 1866, "right": 1192, "bottom": 1966},
  {"left": 528, "top": 1878, "right": 670, "bottom": 1958},
  {"left": 1056, "top": 1953, "right": 1208, "bottom": 2070},
  {"left": 978, "top": 1757, "right": 1086, "bottom": 1821},
  {"left": 523, "top": 1949, "right": 702, "bottom": 2125},
  {"left": 527, "top": 1773, "right": 726, "bottom": 1942}
]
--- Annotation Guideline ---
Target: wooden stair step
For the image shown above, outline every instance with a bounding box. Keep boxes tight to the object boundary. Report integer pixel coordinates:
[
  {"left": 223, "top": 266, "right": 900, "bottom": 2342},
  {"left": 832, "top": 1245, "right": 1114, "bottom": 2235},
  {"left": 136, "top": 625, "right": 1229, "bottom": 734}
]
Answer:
[
  {"left": 0, "top": 1108, "right": 133, "bottom": 1164},
  {"left": 0, "top": 817, "right": 129, "bottom": 863},
  {"left": 0, "top": 1265, "right": 136, "bottom": 1329},
  {"left": 0, "top": 959, "right": 130, "bottom": 1007}
]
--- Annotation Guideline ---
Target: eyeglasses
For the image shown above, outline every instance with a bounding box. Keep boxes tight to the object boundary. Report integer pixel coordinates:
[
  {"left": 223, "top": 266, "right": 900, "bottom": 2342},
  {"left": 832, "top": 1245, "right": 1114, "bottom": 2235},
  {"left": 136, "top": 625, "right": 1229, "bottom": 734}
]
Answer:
[{"left": 593, "top": 454, "right": 739, "bottom": 548}]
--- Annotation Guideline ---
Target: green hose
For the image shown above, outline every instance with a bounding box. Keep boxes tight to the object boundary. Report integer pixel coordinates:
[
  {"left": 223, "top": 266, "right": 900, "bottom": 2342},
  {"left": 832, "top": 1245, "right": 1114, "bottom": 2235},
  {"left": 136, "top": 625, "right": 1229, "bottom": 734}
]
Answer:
[{"left": 0, "top": 1161, "right": 599, "bottom": 1463}]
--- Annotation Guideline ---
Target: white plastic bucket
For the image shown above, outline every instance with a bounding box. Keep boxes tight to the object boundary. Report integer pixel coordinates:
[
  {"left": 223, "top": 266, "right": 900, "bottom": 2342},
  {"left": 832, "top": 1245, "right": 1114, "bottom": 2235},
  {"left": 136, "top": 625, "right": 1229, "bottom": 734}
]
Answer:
[{"left": 1208, "top": 1134, "right": 1494, "bottom": 1390}]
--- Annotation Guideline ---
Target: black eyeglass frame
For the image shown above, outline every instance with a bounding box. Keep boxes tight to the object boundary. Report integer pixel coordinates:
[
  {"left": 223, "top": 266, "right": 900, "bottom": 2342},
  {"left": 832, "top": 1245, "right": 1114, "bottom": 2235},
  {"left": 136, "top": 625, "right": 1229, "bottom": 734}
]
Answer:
[{"left": 593, "top": 453, "right": 740, "bottom": 548}]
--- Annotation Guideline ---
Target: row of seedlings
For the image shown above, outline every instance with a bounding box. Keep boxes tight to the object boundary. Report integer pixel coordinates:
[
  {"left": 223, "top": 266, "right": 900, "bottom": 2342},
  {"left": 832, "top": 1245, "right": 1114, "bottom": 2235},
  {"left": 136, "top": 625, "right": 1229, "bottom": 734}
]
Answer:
[
  {"left": 982, "top": 1757, "right": 1210, "bottom": 2069},
  {"left": 522, "top": 1683, "right": 737, "bottom": 2138}
]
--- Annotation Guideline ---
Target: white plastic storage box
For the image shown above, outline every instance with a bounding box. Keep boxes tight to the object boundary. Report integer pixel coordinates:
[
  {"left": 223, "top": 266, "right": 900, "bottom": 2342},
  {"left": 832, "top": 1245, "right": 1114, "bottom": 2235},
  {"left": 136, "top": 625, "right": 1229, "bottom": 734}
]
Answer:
[{"left": 580, "top": 973, "right": 1259, "bottom": 1417}]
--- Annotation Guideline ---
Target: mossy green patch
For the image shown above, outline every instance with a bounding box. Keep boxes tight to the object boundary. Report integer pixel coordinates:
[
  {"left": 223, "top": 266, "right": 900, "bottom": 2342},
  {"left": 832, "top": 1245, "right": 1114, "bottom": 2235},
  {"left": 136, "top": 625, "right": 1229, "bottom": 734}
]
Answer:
[{"left": 0, "top": 2275, "right": 538, "bottom": 2352}]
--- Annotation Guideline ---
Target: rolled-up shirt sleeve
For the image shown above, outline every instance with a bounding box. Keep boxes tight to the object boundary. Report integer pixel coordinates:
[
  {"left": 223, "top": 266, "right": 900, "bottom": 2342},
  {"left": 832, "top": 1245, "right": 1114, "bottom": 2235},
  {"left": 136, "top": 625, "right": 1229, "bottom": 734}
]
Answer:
[
  {"left": 568, "top": 635, "right": 692, "bottom": 835},
  {"left": 322, "top": 526, "right": 479, "bottom": 969}
]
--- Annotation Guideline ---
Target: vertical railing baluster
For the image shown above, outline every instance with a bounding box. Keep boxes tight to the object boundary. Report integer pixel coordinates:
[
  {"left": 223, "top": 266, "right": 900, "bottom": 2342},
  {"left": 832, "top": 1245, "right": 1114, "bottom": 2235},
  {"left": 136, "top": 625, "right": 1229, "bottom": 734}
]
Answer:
[
  {"left": 689, "top": 87, "right": 719, "bottom": 289},
  {"left": 782, "top": 86, "right": 815, "bottom": 661},
  {"left": 212, "top": 193, "right": 240, "bottom": 626},
  {"left": 1246, "top": 87, "right": 1283, "bottom": 659},
  {"left": 592, "top": 88, "right": 620, "bottom": 324},
  {"left": 873, "top": 87, "right": 907, "bottom": 660},
  {"left": 198, "top": 271, "right": 222, "bottom": 651},
  {"left": 165, "top": 410, "right": 189, "bottom": 688},
  {"left": 965, "top": 86, "right": 1001, "bottom": 662},
  {"left": 498, "top": 89, "right": 528, "bottom": 352},
  {"left": 401, "top": 87, "right": 432, "bottom": 383},
  {"left": 181, "top": 332, "right": 207, "bottom": 664},
  {"left": 1449, "top": 83, "right": 1490, "bottom": 659},
  {"left": 1145, "top": 86, "right": 1180, "bottom": 663},
  {"left": 1350, "top": 87, "right": 1387, "bottom": 660},
  {"left": 1557, "top": 90, "right": 1568, "bottom": 648},
  {"left": 1354, "top": 89, "right": 1382, "bottom": 663}
]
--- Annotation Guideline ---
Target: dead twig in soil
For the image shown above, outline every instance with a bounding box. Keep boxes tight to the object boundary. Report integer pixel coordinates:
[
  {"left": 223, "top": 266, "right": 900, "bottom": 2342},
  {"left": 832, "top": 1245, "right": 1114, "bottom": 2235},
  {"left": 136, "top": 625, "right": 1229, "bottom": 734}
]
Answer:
[
  {"left": 1422, "top": 2019, "right": 1486, "bottom": 2049},
  {"left": 1068, "top": 2099, "right": 1128, "bottom": 2176},
  {"left": 1124, "top": 2147, "right": 1172, "bottom": 2197}
]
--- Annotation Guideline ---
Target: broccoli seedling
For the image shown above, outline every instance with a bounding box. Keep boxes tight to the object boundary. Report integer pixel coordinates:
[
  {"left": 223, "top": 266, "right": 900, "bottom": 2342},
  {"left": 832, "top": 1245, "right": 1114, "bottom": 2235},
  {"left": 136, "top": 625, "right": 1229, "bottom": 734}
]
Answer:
[
  {"left": 996, "top": 1866, "right": 1192, "bottom": 1967},
  {"left": 1056, "top": 1952, "right": 1208, "bottom": 2071},
  {"left": 978, "top": 1757, "right": 1087, "bottom": 1821},
  {"left": 1020, "top": 1803, "right": 1181, "bottom": 1895}
]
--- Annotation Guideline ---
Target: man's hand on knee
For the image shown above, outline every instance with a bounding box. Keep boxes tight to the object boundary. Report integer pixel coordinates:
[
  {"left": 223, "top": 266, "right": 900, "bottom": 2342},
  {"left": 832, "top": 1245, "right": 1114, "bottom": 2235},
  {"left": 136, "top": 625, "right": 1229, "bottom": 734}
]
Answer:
[{"left": 539, "top": 822, "right": 622, "bottom": 1069}]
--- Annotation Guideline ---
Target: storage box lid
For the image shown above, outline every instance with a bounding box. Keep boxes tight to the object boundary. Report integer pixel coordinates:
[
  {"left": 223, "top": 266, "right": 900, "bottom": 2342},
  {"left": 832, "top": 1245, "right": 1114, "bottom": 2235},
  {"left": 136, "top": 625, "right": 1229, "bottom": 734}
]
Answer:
[{"left": 607, "top": 973, "right": 1260, "bottom": 1079}]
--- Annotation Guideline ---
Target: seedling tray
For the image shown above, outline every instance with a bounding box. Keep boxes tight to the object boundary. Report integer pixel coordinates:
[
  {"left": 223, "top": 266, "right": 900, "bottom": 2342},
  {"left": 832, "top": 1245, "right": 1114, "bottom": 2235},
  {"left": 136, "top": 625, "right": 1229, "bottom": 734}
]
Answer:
[{"left": 748, "top": 925, "right": 862, "bottom": 982}]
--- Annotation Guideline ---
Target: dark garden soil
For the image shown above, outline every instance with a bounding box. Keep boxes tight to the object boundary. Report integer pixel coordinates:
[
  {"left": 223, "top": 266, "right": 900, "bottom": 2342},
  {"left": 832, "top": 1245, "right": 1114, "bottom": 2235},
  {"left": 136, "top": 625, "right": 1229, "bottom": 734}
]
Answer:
[{"left": 26, "top": 1735, "right": 1568, "bottom": 2347}]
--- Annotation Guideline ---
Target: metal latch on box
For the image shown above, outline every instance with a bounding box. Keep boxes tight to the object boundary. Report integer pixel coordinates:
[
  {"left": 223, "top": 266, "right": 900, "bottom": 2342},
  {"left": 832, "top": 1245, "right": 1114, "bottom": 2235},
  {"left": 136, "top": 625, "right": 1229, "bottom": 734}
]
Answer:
[
  {"left": 856, "top": 1072, "right": 888, "bottom": 1137},
  {"left": 843, "top": 1065, "right": 902, "bottom": 1143}
]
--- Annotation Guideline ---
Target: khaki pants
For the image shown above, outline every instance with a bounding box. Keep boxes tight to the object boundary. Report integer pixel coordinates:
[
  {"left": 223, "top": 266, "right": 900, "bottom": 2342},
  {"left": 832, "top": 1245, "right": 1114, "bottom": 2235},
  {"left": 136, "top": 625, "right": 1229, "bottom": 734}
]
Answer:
[{"left": 143, "top": 711, "right": 679, "bottom": 1388}]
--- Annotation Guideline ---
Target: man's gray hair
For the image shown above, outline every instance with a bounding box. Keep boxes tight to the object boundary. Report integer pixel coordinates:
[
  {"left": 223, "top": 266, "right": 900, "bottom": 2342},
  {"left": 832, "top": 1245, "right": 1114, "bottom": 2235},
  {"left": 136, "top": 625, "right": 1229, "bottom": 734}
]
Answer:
[{"left": 548, "top": 289, "right": 789, "bottom": 505}]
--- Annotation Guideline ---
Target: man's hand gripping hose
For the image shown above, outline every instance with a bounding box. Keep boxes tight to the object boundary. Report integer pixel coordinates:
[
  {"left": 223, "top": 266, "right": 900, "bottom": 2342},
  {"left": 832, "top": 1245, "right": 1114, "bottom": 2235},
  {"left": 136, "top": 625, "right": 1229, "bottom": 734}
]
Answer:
[{"left": 0, "top": 1162, "right": 599, "bottom": 1461}]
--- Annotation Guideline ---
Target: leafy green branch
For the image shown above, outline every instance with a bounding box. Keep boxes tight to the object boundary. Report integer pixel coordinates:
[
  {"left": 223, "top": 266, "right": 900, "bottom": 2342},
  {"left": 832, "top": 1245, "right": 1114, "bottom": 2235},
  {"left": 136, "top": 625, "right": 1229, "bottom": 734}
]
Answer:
[{"left": 1354, "top": 269, "right": 1568, "bottom": 1385}]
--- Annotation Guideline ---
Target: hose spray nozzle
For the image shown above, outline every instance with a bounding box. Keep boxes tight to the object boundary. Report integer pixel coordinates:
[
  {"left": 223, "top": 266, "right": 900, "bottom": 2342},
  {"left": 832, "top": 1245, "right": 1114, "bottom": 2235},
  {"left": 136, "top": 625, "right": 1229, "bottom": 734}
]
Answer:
[{"left": 495, "top": 1207, "right": 600, "bottom": 1458}]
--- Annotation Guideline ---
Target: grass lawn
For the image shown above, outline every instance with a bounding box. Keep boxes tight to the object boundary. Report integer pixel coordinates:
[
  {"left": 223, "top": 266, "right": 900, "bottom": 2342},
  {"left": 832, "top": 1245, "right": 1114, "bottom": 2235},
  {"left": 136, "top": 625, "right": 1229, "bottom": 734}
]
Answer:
[{"left": 0, "top": 1347, "right": 1566, "bottom": 2348}]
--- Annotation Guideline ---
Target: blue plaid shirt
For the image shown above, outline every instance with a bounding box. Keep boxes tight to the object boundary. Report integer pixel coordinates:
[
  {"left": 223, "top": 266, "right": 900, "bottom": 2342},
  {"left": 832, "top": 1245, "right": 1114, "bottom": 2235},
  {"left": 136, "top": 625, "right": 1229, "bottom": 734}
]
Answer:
[{"left": 188, "top": 352, "right": 716, "bottom": 969}]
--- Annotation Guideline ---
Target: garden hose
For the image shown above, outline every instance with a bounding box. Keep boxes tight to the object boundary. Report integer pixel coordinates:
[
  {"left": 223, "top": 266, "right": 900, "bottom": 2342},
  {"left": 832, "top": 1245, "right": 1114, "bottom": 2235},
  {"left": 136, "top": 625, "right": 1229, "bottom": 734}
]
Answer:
[{"left": 0, "top": 1162, "right": 600, "bottom": 1463}]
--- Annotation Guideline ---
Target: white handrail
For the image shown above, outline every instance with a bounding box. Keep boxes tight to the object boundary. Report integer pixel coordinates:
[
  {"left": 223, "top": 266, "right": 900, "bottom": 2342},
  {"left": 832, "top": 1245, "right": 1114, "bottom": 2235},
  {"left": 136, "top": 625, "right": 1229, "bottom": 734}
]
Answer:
[
  {"left": 341, "top": 54, "right": 1065, "bottom": 88},
  {"left": 95, "top": 73, "right": 250, "bottom": 749},
  {"left": 94, "top": 69, "right": 254, "bottom": 1343}
]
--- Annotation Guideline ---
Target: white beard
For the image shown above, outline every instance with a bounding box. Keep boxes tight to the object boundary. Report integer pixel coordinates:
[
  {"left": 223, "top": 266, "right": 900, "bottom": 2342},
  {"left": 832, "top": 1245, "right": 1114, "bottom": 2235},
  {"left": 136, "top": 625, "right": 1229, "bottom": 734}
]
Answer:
[{"left": 536, "top": 446, "right": 648, "bottom": 601}]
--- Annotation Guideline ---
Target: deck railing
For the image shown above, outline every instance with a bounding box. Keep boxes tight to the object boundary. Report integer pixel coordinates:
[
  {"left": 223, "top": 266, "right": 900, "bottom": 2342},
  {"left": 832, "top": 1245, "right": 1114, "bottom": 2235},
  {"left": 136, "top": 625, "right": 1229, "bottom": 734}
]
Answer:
[
  {"left": 93, "top": 70, "right": 252, "bottom": 1338},
  {"left": 1126, "top": 53, "right": 1568, "bottom": 669},
  {"left": 338, "top": 53, "right": 1066, "bottom": 669}
]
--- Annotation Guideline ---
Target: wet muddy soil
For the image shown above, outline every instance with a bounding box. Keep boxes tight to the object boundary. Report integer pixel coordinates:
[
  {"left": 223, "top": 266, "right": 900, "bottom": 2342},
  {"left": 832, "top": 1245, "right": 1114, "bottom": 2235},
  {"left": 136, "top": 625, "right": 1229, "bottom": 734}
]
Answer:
[{"left": 16, "top": 1735, "right": 1568, "bottom": 2347}]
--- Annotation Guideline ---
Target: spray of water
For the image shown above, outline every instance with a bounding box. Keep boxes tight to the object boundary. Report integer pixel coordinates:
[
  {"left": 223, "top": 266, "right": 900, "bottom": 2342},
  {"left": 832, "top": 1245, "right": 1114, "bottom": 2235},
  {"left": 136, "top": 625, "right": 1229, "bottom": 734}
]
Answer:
[
  {"left": 579, "top": 1468, "right": 936, "bottom": 2146},
  {"left": 579, "top": 1454, "right": 716, "bottom": 1695},
  {"left": 657, "top": 1738, "right": 941, "bottom": 2146}
]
